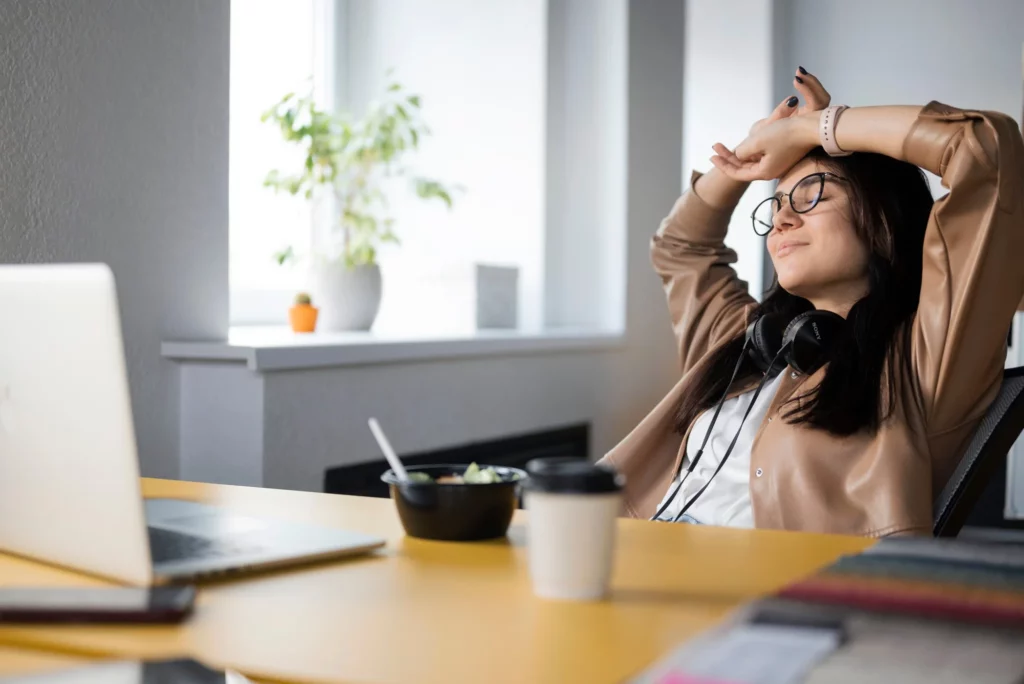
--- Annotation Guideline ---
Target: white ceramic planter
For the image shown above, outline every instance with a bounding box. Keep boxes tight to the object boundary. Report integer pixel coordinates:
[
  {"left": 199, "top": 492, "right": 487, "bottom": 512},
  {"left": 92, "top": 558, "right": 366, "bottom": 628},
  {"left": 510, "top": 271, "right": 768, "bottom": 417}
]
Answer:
[{"left": 309, "top": 262, "right": 382, "bottom": 331}]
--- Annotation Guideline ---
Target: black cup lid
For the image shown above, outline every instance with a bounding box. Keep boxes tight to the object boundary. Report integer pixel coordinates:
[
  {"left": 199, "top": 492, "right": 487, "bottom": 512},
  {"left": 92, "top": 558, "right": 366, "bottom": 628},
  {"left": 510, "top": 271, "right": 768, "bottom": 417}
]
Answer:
[{"left": 524, "top": 457, "right": 624, "bottom": 494}]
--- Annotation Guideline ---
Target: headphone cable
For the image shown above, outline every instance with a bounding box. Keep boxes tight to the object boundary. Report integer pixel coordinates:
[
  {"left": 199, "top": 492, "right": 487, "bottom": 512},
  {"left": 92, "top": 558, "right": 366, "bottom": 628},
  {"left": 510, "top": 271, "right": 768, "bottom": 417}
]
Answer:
[
  {"left": 650, "top": 337, "right": 750, "bottom": 522},
  {"left": 669, "top": 344, "right": 788, "bottom": 524}
]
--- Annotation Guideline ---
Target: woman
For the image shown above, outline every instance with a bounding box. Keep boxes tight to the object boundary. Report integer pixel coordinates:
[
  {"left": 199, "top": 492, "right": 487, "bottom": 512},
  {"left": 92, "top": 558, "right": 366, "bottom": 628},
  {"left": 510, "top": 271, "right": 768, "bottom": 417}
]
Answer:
[{"left": 599, "top": 68, "right": 1024, "bottom": 536}]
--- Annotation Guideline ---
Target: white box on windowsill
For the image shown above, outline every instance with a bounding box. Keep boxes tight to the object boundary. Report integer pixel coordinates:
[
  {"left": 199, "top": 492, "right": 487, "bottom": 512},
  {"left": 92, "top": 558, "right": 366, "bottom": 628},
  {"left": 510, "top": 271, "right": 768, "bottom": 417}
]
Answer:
[
  {"left": 373, "top": 263, "right": 519, "bottom": 335},
  {"left": 475, "top": 264, "right": 519, "bottom": 330}
]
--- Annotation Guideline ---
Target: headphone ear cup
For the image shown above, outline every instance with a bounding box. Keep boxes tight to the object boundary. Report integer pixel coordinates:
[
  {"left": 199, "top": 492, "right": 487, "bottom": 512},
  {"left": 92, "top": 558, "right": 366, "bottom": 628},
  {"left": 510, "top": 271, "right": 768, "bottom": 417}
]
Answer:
[
  {"left": 746, "top": 314, "right": 786, "bottom": 375},
  {"left": 782, "top": 310, "right": 845, "bottom": 375}
]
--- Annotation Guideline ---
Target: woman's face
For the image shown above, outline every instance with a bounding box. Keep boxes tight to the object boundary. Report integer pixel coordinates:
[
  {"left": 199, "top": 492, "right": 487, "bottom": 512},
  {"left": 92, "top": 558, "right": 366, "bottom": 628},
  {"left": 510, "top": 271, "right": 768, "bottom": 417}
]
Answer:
[{"left": 766, "top": 159, "right": 870, "bottom": 313}]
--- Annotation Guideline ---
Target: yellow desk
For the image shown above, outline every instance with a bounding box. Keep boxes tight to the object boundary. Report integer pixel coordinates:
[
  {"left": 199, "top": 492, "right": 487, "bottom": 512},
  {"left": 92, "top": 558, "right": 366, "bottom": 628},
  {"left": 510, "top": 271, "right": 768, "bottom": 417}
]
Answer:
[
  {"left": 0, "top": 479, "right": 872, "bottom": 683},
  {"left": 0, "top": 645, "right": 95, "bottom": 678}
]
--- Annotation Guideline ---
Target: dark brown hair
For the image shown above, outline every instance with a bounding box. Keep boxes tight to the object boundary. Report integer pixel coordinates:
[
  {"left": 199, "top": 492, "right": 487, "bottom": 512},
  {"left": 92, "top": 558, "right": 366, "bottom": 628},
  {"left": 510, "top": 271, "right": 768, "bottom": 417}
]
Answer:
[{"left": 674, "top": 147, "right": 934, "bottom": 436}]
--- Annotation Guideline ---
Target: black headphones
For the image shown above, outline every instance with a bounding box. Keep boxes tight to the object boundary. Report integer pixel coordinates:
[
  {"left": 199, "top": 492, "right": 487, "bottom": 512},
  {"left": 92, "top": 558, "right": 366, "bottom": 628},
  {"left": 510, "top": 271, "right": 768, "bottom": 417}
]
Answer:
[
  {"left": 650, "top": 309, "right": 845, "bottom": 523},
  {"left": 745, "top": 309, "right": 845, "bottom": 377}
]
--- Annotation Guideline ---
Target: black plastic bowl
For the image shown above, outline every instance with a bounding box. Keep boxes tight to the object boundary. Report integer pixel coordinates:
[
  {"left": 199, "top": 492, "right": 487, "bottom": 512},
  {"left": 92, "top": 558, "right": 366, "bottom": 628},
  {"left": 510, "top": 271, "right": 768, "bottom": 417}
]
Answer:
[{"left": 381, "top": 464, "right": 527, "bottom": 541}]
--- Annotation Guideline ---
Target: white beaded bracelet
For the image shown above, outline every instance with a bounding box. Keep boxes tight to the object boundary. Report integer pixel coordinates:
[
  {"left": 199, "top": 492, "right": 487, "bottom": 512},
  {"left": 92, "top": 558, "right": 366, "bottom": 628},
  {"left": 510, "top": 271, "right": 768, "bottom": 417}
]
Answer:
[{"left": 819, "top": 105, "right": 852, "bottom": 157}]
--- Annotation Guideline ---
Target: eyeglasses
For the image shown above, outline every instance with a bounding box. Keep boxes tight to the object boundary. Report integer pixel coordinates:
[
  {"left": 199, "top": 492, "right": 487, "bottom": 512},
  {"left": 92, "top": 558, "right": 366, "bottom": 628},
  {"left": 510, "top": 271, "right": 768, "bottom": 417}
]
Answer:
[{"left": 751, "top": 172, "right": 847, "bottom": 236}]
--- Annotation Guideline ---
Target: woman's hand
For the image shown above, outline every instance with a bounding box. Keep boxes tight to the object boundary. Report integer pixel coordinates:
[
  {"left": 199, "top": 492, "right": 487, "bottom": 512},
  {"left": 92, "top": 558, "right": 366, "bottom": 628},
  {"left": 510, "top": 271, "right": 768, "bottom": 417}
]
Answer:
[{"left": 711, "top": 68, "right": 833, "bottom": 182}]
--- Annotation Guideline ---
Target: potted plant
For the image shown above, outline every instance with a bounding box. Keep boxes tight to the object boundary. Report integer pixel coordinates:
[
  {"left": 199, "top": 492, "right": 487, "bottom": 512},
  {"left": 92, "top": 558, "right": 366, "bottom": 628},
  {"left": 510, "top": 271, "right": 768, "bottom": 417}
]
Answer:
[
  {"left": 261, "top": 78, "right": 456, "bottom": 331},
  {"left": 289, "top": 292, "right": 318, "bottom": 333}
]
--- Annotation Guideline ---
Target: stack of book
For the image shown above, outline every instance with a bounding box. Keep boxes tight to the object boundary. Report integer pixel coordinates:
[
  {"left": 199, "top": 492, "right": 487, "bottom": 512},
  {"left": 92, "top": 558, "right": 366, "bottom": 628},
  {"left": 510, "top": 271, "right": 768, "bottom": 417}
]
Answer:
[
  {"left": 776, "top": 537, "right": 1024, "bottom": 627},
  {"left": 630, "top": 538, "right": 1024, "bottom": 684}
]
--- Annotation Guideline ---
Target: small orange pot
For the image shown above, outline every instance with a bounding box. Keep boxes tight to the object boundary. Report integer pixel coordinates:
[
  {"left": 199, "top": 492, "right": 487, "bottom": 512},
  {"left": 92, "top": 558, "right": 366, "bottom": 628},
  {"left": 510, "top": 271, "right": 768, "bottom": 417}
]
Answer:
[{"left": 289, "top": 304, "right": 319, "bottom": 333}]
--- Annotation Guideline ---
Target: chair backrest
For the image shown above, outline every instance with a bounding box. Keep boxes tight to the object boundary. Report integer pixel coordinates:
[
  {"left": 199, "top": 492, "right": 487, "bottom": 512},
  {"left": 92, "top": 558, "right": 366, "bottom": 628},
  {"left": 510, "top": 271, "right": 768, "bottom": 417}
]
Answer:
[{"left": 933, "top": 366, "right": 1024, "bottom": 537}]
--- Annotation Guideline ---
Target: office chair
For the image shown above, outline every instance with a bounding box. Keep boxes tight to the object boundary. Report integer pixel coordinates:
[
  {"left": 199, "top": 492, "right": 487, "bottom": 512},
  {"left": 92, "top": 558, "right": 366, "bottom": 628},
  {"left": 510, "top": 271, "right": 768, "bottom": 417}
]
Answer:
[{"left": 933, "top": 366, "right": 1024, "bottom": 537}]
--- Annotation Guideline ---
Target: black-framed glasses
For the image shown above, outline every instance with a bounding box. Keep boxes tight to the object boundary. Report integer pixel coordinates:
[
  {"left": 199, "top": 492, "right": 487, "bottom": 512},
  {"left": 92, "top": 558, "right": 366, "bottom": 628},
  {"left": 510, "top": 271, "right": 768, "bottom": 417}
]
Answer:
[{"left": 751, "top": 172, "right": 847, "bottom": 236}]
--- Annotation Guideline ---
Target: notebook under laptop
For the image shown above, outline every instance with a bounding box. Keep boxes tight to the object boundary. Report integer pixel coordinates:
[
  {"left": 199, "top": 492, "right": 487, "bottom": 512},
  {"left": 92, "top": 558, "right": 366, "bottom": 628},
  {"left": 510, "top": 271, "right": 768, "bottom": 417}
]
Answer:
[{"left": 0, "top": 263, "right": 384, "bottom": 585}]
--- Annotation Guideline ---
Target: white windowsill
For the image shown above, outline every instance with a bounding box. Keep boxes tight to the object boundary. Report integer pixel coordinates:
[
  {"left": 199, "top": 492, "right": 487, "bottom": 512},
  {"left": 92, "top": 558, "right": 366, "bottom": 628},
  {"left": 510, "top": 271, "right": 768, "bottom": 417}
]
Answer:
[{"left": 162, "top": 327, "right": 626, "bottom": 372}]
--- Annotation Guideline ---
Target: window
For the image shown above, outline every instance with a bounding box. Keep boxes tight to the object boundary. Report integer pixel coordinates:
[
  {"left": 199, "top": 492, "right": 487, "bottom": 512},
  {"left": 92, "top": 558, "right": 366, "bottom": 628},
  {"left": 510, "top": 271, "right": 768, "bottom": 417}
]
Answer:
[
  {"left": 229, "top": 0, "right": 326, "bottom": 324},
  {"left": 229, "top": 0, "right": 547, "bottom": 332}
]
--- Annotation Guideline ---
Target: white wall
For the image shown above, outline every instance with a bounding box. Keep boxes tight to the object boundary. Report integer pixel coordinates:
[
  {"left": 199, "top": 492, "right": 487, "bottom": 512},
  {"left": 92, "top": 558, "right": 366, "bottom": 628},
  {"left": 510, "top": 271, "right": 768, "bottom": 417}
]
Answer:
[
  {"left": 250, "top": 0, "right": 684, "bottom": 492},
  {"left": 775, "top": 0, "right": 1024, "bottom": 516},
  {"left": 0, "top": 0, "right": 229, "bottom": 478},
  {"left": 683, "top": 0, "right": 773, "bottom": 300}
]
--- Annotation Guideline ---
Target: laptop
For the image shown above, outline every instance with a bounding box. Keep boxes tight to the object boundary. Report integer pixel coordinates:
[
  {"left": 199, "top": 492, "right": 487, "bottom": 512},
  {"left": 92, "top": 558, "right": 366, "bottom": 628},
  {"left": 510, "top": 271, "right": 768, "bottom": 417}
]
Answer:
[{"left": 0, "top": 263, "right": 385, "bottom": 585}]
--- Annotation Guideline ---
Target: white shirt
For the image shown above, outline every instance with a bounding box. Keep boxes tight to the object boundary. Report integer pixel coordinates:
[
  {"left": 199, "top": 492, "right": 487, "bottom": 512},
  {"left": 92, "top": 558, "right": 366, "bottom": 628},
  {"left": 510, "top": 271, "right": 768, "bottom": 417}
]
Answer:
[{"left": 654, "top": 372, "right": 785, "bottom": 527}]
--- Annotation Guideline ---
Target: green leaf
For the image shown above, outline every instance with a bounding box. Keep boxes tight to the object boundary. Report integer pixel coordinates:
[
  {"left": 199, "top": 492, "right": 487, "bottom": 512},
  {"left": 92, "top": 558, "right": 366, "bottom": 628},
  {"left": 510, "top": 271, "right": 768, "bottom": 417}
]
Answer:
[
  {"left": 260, "top": 78, "right": 449, "bottom": 263},
  {"left": 381, "top": 227, "right": 400, "bottom": 244},
  {"left": 413, "top": 178, "right": 457, "bottom": 209},
  {"left": 274, "top": 245, "right": 296, "bottom": 266}
]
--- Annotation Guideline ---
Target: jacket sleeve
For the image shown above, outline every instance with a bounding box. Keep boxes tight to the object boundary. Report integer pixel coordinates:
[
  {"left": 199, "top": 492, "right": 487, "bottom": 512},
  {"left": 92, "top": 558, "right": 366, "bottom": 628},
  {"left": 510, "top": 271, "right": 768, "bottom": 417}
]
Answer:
[
  {"left": 902, "top": 102, "right": 1024, "bottom": 436},
  {"left": 654, "top": 170, "right": 757, "bottom": 373}
]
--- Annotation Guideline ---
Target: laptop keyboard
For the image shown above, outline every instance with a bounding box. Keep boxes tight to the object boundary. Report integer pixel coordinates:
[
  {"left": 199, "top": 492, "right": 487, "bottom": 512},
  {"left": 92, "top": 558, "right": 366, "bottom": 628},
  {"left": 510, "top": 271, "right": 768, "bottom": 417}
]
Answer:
[{"left": 147, "top": 526, "right": 264, "bottom": 565}]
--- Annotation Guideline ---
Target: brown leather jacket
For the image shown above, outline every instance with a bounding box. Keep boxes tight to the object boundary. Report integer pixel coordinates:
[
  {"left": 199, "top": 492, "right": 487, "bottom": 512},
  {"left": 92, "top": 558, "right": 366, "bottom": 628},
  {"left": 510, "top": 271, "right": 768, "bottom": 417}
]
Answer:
[{"left": 599, "top": 102, "right": 1024, "bottom": 537}]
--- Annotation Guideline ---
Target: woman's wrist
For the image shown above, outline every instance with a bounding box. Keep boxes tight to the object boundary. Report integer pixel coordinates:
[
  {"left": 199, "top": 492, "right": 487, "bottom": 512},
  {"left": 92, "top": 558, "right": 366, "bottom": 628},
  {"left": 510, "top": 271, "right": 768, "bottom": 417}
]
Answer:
[
  {"left": 830, "top": 105, "right": 923, "bottom": 160},
  {"left": 791, "top": 106, "right": 921, "bottom": 160},
  {"left": 793, "top": 112, "right": 822, "bottom": 151}
]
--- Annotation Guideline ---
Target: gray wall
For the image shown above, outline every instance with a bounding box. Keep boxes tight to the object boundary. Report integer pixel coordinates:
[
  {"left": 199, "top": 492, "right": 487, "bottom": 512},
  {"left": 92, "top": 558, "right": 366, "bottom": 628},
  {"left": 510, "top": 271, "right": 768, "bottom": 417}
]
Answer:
[
  {"left": 766, "top": 0, "right": 1024, "bottom": 291},
  {"left": 0, "top": 1, "right": 229, "bottom": 477},
  {"left": 545, "top": 0, "right": 628, "bottom": 331},
  {"left": 775, "top": 0, "right": 1024, "bottom": 125},
  {"left": 256, "top": 0, "right": 684, "bottom": 492}
]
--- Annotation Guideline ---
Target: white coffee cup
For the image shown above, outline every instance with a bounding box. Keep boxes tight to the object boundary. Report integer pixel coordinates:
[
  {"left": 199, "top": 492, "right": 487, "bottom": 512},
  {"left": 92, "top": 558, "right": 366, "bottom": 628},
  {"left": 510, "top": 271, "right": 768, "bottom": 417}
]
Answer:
[{"left": 524, "top": 458, "right": 624, "bottom": 601}]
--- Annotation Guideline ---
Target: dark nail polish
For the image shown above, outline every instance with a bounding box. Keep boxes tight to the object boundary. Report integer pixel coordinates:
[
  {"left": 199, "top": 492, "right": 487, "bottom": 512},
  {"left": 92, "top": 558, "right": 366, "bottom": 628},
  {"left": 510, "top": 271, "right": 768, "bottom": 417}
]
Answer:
[
  {"left": 798, "top": 66, "right": 808, "bottom": 75},
  {"left": 795, "top": 75, "right": 804, "bottom": 84},
  {"left": 786, "top": 96, "right": 798, "bottom": 107}
]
